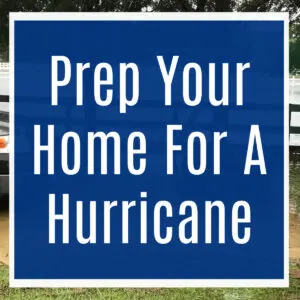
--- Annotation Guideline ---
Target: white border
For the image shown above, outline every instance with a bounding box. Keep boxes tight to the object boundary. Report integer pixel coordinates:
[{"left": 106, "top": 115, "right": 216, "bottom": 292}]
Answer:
[
  {"left": 284, "top": 15, "right": 290, "bottom": 289},
  {"left": 9, "top": 12, "right": 289, "bottom": 288}
]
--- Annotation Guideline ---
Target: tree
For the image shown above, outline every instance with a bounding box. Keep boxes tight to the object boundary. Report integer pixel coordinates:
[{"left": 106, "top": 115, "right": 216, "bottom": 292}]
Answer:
[
  {"left": 290, "top": 38, "right": 300, "bottom": 72},
  {"left": 0, "top": 0, "right": 300, "bottom": 61}
]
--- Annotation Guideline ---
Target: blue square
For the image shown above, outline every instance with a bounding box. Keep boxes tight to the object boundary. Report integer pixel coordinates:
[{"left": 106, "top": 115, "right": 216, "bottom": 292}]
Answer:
[{"left": 12, "top": 14, "right": 288, "bottom": 286}]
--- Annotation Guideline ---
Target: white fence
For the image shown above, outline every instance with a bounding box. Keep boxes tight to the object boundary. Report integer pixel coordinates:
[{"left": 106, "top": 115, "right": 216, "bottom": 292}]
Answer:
[
  {"left": 290, "top": 77, "right": 300, "bottom": 147},
  {"left": 0, "top": 65, "right": 8, "bottom": 95},
  {"left": 0, "top": 63, "right": 9, "bottom": 72},
  {"left": 0, "top": 62, "right": 299, "bottom": 146}
]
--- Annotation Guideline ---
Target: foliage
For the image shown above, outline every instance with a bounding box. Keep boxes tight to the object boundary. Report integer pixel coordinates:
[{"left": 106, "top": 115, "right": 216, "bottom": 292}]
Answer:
[
  {"left": 291, "top": 38, "right": 300, "bottom": 72},
  {"left": 0, "top": 0, "right": 299, "bottom": 53},
  {"left": 0, "top": 1, "right": 299, "bottom": 65}
]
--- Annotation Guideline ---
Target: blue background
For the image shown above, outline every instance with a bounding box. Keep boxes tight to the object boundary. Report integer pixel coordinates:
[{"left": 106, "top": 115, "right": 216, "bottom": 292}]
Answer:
[{"left": 14, "top": 20, "right": 285, "bottom": 279}]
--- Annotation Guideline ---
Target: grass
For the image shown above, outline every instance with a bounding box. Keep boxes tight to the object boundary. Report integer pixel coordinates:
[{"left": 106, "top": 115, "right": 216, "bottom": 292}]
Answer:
[
  {"left": 0, "top": 166, "right": 299, "bottom": 299},
  {"left": 0, "top": 266, "right": 225, "bottom": 299},
  {"left": 0, "top": 265, "right": 300, "bottom": 299},
  {"left": 291, "top": 166, "right": 300, "bottom": 213}
]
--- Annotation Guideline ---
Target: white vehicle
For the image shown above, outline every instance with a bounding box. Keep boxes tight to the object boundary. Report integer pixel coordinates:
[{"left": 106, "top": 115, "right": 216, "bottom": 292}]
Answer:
[
  {"left": 290, "top": 77, "right": 300, "bottom": 148},
  {"left": 0, "top": 62, "right": 9, "bottom": 197}
]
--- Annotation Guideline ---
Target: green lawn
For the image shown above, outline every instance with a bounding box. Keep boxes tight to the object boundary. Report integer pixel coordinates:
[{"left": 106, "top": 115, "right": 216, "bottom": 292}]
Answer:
[
  {"left": 1, "top": 165, "right": 300, "bottom": 299},
  {"left": 1, "top": 264, "right": 300, "bottom": 300}
]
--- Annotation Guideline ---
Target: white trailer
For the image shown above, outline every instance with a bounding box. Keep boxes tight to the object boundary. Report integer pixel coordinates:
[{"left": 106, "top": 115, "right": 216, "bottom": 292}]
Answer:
[{"left": 0, "top": 63, "right": 9, "bottom": 197}]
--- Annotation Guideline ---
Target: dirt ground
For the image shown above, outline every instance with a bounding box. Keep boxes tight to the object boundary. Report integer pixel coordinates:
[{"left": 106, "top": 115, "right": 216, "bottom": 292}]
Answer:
[
  {"left": 290, "top": 213, "right": 300, "bottom": 260},
  {"left": 0, "top": 205, "right": 8, "bottom": 265},
  {"left": 0, "top": 205, "right": 299, "bottom": 266}
]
